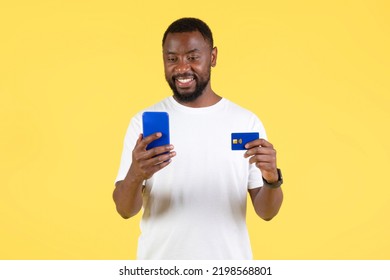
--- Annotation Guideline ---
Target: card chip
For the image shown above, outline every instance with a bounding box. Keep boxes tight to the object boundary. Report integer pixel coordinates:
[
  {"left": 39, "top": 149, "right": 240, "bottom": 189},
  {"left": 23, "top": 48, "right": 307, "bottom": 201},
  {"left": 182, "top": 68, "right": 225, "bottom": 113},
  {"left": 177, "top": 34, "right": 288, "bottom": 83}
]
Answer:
[{"left": 232, "top": 138, "right": 243, "bottom": 144}]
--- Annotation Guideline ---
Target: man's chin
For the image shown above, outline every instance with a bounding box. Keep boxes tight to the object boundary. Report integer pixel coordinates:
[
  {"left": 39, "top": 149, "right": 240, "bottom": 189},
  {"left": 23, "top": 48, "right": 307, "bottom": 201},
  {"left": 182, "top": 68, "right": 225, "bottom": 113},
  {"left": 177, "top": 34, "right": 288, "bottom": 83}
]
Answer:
[
  {"left": 173, "top": 90, "right": 203, "bottom": 103},
  {"left": 168, "top": 78, "right": 209, "bottom": 103}
]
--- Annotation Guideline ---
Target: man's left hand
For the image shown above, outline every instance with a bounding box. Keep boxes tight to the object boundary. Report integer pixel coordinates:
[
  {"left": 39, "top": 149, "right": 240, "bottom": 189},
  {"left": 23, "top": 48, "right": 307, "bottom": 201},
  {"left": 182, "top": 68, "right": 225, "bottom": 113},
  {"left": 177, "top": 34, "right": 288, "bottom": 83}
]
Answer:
[{"left": 244, "top": 138, "right": 278, "bottom": 183}]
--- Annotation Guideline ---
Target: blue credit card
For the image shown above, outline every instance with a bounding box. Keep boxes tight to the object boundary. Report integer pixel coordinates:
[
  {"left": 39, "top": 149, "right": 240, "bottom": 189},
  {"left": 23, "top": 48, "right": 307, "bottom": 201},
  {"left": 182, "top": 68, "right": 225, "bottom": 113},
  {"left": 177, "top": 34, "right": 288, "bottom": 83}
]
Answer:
[{"left": 231, "top": 132, "right": 259, "bottom": 150}]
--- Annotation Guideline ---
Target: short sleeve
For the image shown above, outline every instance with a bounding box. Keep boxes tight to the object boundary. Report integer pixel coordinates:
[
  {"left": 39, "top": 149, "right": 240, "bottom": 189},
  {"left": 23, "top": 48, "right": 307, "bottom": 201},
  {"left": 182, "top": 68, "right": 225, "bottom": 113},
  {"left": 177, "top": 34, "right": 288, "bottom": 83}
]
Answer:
[
  {"left": 247, "top": 114, "right": 268, "bottom": 189},
  {"left": 115, "top": 114, "right": 142, "bottom": 184}
]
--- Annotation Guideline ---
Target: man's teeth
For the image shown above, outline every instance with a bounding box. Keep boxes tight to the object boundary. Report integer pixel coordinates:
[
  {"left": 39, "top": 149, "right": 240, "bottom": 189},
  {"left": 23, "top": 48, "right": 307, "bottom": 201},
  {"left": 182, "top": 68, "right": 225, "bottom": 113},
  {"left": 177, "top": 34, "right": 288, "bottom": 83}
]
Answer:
[{"left": 177, "top": 78, "right": 193, "bottom": 83}]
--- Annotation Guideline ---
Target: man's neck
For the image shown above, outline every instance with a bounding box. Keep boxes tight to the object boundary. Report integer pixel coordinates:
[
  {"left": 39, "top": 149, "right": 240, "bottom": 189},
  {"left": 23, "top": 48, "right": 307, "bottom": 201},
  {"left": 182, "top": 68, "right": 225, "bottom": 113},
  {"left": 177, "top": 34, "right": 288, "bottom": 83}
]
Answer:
[{"left": 174, "top": 89, "right": 222, "bottom": 108}]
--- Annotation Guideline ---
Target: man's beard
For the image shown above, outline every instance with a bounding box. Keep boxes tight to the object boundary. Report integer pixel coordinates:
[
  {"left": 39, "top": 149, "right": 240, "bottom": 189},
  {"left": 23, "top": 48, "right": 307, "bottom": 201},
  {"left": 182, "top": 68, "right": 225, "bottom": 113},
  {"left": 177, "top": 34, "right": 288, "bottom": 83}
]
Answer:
[{"left": 167, "top": 73, "right": 210, "bottom": 103}]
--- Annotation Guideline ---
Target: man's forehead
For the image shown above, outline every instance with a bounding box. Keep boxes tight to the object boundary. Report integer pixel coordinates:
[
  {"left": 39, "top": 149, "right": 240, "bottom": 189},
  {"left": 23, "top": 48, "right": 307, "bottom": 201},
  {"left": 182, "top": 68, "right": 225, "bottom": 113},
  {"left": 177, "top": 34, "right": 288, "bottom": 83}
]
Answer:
[{"left": 163, "top": 31, "right": 210, "bottom": 52}]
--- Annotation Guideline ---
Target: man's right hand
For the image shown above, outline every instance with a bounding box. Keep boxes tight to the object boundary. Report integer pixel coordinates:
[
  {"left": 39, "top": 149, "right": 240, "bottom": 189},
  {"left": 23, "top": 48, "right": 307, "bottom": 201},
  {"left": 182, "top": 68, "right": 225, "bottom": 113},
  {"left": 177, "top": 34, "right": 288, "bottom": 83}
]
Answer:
[
  {"left": 130, "top": 132, "right": 176, "bottom": 181},
  {"left": 113, "top": 132, "right": 175, "bottom": 218}
]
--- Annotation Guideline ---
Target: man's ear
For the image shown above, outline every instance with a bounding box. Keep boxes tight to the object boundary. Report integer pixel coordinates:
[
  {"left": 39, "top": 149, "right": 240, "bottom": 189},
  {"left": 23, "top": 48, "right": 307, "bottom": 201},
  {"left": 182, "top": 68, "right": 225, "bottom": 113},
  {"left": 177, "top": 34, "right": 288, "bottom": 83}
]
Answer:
[{"left": 211, "top": 46, "right": 217, "bottom": 67}]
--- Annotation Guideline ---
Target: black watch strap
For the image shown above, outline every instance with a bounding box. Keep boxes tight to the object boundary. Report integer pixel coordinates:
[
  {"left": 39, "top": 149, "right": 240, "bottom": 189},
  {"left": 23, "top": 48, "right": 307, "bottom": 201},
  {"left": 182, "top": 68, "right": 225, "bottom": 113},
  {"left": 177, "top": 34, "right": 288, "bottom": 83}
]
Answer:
[{"left": 262, "top": 168, "right": 283, "bottom": 189}]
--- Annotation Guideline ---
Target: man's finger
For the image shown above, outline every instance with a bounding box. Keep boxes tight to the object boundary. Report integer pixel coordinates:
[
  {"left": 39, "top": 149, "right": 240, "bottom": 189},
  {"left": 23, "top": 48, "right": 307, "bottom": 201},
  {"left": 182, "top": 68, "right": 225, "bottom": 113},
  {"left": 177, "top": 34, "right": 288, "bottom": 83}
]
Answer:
[
  {"left": 244, "top": 138, "right": 273, "bottom": 149},
  {"left": 146, "top": 144, "right": 175, "bottom": 158},
  {"left": 135, "top": 133, "right": 143, "bottom": 145},
  {"left": 139, "top": 151, "right": 176, "bottom": 178},
  {"left": 244, "top": 146, "right": 276, "bottom": 157},
  {"left": 137, "top": 132, "right": 162, "bottom": 149},
  {"left": 248, "top": 154, "right": 275, "bottom": 165},
  {"left": 150, "top": 151, "right": 176, "bottom": 165}
]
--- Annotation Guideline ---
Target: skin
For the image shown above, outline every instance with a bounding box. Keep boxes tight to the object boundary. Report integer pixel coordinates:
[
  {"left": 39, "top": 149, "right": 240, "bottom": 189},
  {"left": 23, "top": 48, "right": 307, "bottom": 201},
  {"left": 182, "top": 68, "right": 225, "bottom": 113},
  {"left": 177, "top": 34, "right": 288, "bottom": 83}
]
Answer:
[
  {"left": 245, "top": 139, "right": 283, "bottom": 221},
  {"left": 163, "top": 31, "right": 220, "bottom": 107},
  {"left": 113, "top": 31, "right": 283, "bottom": 221},
  {"left": 113, "top": 133, "right": 176, "bottom": 218}
]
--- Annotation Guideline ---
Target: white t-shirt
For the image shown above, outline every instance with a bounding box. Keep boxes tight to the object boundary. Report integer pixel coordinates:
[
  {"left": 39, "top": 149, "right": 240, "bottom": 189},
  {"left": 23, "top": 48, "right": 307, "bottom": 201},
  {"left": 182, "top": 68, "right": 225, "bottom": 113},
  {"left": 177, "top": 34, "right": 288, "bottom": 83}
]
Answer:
[{"left": 115, "top": 96, "right": 267, "bottom": 259}]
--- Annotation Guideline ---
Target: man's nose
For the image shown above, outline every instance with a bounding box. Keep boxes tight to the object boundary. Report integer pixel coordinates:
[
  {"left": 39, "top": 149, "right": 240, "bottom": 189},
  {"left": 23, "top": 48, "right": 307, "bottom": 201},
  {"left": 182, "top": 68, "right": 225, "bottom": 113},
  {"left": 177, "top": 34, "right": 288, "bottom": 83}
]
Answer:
[{"left": 174, "top": 59, "right": 190, "bottom": 74}]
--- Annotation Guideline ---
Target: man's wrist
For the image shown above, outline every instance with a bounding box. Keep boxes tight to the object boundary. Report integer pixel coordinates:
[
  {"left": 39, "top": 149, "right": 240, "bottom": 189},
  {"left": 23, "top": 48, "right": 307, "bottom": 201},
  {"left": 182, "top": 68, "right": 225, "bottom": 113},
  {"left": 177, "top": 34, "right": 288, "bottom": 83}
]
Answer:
[{"left": 262, "top": 168, "right": 283, "bottom": 189}]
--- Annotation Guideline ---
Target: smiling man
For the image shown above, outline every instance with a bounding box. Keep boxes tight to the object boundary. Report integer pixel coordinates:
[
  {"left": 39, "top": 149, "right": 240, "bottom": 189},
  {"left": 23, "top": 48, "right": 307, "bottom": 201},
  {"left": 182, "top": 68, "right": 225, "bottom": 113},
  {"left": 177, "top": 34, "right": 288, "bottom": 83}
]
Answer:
[
  {"left": 113, "top": 18, "right": 284, "bottom": 260},
  {"left": 163, "top": 28, "right": 216, "bottom": 105}
]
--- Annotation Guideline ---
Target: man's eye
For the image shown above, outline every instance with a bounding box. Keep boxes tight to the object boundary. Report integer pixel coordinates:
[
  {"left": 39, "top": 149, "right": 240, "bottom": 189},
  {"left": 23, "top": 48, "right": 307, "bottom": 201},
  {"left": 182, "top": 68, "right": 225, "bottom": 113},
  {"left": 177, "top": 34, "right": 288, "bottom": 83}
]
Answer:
[
  {"left": 167, "top": 57, "right": 176, "bottom": 62},
  {"left": 188, "top": 56, "right": 199, "bottom": 61}
]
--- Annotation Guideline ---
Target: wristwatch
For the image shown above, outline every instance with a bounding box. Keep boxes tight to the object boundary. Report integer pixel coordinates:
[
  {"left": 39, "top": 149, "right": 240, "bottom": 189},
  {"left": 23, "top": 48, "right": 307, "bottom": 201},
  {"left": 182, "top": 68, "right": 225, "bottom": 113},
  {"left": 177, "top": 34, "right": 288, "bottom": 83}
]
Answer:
[{"left": 262, "top": 168, "right": 283, "bottom": 189}]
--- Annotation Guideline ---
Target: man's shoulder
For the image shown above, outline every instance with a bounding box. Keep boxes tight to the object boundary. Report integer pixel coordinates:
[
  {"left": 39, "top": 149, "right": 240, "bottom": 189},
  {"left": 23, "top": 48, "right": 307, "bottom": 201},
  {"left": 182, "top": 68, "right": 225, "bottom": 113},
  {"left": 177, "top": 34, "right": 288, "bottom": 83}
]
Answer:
[
  {"left": 143, "top": 97, "right": 172, "bottom": 111},
  {"left": 224, "top": 98, "right": 258, "bottom": 117},
  {"left": 132, "top": 97, "right": 172, "bottom": 119}
]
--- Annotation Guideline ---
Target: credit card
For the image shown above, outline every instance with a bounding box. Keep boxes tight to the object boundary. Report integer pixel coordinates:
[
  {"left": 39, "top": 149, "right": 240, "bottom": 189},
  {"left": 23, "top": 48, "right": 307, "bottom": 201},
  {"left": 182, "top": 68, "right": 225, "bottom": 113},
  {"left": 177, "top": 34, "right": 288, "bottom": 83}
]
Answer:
[{"left": 231, "top": 132, "right": 259, "bottom": 150}]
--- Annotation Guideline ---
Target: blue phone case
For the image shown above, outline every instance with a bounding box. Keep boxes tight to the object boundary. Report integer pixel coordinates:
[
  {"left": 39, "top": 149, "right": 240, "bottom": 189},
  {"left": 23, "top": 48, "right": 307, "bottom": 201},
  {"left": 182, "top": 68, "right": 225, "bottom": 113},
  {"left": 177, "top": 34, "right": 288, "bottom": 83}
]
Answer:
[
  {"left": 231, "top": 132, "right": 259, "bottom": 150},
  {"left": 142, "top": 112, "right": 170, "bottom": 150}
]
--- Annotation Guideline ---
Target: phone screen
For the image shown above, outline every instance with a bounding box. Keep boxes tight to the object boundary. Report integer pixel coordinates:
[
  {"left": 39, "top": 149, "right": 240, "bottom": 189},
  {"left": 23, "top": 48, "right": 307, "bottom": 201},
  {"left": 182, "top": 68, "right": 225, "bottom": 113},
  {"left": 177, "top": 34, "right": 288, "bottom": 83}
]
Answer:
[{"left": 142, "top": 111, "right": 170, "bottom": 150}]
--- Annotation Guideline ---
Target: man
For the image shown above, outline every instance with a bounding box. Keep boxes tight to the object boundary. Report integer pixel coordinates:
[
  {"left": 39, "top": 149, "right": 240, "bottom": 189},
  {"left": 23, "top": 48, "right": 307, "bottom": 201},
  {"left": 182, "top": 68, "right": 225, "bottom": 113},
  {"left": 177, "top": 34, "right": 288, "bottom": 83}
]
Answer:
[{"left": 113, "top": 17, "right": 283, "bottom": 260}]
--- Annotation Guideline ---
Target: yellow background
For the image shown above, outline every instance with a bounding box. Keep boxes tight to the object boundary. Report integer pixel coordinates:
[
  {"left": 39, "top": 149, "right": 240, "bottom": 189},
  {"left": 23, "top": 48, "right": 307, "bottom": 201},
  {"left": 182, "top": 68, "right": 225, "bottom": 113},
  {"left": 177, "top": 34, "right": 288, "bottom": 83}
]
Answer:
[{"left": 1, "top": 0, "right": 389, "bottom": 259}]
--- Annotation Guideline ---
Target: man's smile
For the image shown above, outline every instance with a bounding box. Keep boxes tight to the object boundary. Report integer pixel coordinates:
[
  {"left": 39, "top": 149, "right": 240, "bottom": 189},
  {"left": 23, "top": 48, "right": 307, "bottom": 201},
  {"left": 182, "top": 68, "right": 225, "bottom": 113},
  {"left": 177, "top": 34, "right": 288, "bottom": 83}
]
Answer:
[{"left": 174, "top": 76, "right": 195, "bottom": 88}]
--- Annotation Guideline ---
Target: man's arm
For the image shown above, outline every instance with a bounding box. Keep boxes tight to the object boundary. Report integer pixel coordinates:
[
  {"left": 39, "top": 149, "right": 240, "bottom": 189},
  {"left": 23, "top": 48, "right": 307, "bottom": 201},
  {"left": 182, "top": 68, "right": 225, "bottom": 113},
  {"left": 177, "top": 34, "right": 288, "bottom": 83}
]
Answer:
[
  {"left": 248, "top": 186, "right": 283, "bottom": 221},
  {"left": 113, "top": 133, "right": 176, "bottom": 219},
  {"left": 113, "top": 175, "right": 144, "bottom": 219},
  {"left": 244, "top": 138, "right": 283, "bottom": 221}
]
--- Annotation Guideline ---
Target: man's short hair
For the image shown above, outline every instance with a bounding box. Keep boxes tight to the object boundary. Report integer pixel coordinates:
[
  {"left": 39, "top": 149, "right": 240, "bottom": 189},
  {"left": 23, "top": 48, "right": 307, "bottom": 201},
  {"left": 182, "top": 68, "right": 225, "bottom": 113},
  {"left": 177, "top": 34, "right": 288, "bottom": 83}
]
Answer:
[{"left": 162, "top": 17, "right": 214, "bottom": 48}]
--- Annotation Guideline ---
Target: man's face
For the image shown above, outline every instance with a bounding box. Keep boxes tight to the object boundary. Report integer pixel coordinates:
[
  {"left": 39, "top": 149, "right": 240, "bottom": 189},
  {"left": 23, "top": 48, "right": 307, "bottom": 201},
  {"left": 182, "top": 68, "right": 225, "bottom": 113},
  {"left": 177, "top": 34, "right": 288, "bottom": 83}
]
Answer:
[{"left": 162, "top": 31, "right": 217, "bottom": 103}]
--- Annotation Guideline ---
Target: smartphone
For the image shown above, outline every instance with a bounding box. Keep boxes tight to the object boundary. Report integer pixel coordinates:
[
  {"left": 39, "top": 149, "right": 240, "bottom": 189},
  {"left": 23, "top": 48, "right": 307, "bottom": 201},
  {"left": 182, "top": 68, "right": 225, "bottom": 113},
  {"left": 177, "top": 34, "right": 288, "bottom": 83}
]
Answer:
[
  {"left": 231, "top": 132, "right": 259, "bottom": 150},
  {"left": 142, "top": 111, "right": 170, "bottom": 150}
]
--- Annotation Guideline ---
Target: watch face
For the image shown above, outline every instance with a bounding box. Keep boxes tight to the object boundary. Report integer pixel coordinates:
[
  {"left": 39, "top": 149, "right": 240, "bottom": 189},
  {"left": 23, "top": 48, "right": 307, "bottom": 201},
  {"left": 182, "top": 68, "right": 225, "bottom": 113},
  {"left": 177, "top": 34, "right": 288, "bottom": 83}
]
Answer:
[
  {"left": 277, "top": 168, "right": 283, "bottom": 183},
  {"left": 263, "top": 169, "right": 283, "bottom": 188}
]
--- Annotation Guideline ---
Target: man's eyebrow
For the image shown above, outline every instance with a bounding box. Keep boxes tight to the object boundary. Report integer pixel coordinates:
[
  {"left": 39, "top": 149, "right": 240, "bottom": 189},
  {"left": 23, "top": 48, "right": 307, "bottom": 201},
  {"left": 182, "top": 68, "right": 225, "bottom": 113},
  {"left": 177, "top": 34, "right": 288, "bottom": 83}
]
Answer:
[
  {"left": 186, "top": 48, "right": 201, "bottom": 54},
  {"left": 164, "top": 49, "right": 201, "bottom": 55}
]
